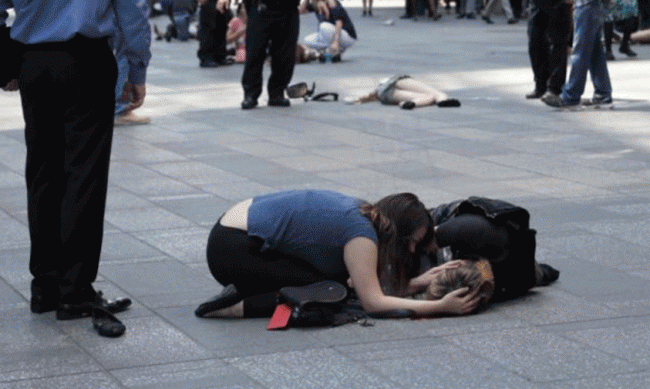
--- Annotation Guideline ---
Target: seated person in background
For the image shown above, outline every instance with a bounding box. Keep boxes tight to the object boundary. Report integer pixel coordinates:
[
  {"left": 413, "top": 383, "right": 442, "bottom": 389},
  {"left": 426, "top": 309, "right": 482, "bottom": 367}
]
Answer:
[
  {"left": 154, "top": 0, "right": 198, "bottom": 41},
  {"left": 300, "top": 0, "right": 357, "bottom": 61},
  {"left": 426, "top": 197, "right": 560, "bottom": 302},
  {"left": 226, "top": 1, "right": 247, "bottom": 63},
  {"left": 347, "top": 75, "right": 461, "bottom": 109}
]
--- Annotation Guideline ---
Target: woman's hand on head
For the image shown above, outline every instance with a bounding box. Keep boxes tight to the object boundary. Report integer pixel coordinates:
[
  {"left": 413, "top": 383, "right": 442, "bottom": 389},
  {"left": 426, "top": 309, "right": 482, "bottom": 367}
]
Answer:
[
  {"left": 439, "top": 287, "right": 480, "bottom": 315},
  {"left": 420, "top": 260, "right": 463, "bottom": 282}
]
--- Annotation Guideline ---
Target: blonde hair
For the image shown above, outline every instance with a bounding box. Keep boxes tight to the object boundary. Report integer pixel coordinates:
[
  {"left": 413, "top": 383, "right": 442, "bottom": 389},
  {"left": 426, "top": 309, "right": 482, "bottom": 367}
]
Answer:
[{"left": 424, "top": 259, "right": 495, "bottom": 308}]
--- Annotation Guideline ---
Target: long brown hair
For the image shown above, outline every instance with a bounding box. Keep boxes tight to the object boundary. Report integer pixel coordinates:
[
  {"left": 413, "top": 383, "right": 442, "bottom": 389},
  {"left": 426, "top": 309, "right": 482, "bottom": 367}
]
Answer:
[{"left": 360, "top": 193, "right": 433, "bottom": 296}]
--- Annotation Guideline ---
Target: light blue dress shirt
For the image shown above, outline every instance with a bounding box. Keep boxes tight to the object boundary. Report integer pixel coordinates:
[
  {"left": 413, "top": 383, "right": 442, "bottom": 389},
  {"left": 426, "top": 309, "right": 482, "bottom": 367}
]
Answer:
[{"left": 0, "top": 0, "right": 151, "bottom": 84}]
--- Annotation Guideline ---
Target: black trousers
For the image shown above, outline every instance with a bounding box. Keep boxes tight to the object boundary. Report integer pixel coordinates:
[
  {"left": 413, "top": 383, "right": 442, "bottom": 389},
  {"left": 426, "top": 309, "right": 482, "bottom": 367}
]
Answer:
[
  {"left": 527, "top": 3, "right": 572, "bottom": 95},
  {"left": 19, "top": 36, "right": 117, "bottom": 304},
  {"left": 206, "top": 223, "right": 332, "bottom": 317},
  {"left": 241, "top": 1, "right": 299, "bottom": 100},
  {"left": 197, "top": 0, "right": 230, "bottom": 63}
]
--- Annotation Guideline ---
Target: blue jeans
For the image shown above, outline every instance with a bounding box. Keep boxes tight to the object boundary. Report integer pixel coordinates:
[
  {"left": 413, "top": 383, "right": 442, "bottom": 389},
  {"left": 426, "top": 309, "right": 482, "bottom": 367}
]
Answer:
[{"left": 561, "top": 1, "right": 612, "bottom": 104}]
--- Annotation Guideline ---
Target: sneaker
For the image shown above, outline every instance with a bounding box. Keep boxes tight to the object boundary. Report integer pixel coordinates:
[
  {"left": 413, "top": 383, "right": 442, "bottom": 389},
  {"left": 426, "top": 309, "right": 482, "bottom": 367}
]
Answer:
[
  {"left": 583, "top": 94, "right": 612, "bottom": 107},
  {"left": 542, "top": 92, "right": 579, "bottom": 108}
]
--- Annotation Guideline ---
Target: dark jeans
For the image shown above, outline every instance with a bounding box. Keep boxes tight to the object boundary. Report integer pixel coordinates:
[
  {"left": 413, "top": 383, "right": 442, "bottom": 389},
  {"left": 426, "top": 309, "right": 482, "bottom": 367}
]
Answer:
[
  {"left": 241, "top": 1, "right": 299, "bottom": 99},
  {"left": 527, "top": 3, "right": 572, "bottom": 94},
  {"left": 19, "top": 36, "right": 116, "bottom": 304},
  {"left": 207, "top": 223, "right": 331, "bottom": 316}
]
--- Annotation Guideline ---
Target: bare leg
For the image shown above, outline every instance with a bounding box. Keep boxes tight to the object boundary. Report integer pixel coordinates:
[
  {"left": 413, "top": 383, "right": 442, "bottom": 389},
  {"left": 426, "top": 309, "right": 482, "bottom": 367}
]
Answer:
[
  {"left": 631, "top": 28, "right": 650, "bottom": 42},
  {"left": 394, "top": 78, "right": 449, "bottom": 106},
  {"left": 392, "top": 90, "right": 438, "bottom": 107}
]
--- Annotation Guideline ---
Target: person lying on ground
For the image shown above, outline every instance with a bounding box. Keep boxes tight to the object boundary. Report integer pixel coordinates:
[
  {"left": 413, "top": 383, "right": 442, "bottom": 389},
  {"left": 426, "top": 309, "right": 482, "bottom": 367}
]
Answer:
[
  {"left": 346, "top": 75, "right": 461, "bottom": 109},
  {"left": 425, "top": 196, "right": 560, "bottom": 302}
]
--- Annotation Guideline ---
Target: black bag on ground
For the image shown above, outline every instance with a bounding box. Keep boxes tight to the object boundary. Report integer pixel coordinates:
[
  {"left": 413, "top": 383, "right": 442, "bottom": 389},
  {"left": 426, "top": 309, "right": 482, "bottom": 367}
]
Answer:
[{"left": 277, "top": 281, "right": 368, "bottom": 327}]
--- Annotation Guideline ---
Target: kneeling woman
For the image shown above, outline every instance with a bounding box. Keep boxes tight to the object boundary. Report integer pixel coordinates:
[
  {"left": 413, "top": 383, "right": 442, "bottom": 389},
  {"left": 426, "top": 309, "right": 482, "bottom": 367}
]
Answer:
[{"left": 196, "top": 190, "right": 480, "bottom": 318}]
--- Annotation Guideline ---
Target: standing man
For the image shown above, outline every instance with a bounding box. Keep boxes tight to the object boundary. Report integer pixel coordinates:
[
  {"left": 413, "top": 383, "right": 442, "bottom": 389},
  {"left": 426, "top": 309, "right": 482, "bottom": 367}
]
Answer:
[
  {"left": 0, "top": 0, "right": 151, "bottom": 336},
  {"left": 218, "top": 0, "right": 300, "bottom": 109},
  {"left": 197, "top": 0, "right": 233, "bottom": 68},
  {"left": 542, "top": 0, "right": 613, "bottom": 107},
  {"left": 526, "top": 0, "right": 572, "bottom": 99}
]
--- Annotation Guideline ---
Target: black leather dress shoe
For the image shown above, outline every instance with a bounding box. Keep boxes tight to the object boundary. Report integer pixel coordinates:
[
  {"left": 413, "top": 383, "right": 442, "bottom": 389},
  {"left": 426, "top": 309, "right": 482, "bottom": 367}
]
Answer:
[
  {"left": 31, "top": 293, "right": 59, "bottom": 313},
  {"left": 200, "top": 60, "right": 221, "bottom": 68},
  {"left": 92, "top": 307, "right": 126, "bottom": 337},
  {"left": 57, "top": 291, "right": 132, "bottom": 320},
  {"left": 268, "top": 96, "right": 290, "bottom": 107},
  {"left": 195, "top": 284, "right": 243, "bottom": 317},
  {"left": 526, "top": 89, "right": 546, "bottom": 99},
  {"left": 31, "top": 281, "right": 60, "bottom": 313},
  {"left": 241, "top": 96, "right": 258, "bottom": 109}
]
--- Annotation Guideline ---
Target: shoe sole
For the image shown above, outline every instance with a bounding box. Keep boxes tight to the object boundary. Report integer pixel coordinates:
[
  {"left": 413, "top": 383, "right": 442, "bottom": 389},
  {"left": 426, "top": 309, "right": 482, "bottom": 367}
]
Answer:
[{"left": 279, "top": 281, "right": 348, "bottom": 307}]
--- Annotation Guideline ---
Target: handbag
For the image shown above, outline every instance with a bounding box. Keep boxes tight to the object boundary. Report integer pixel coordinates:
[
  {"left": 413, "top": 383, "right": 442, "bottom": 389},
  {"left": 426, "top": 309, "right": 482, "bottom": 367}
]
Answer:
[{"left": 286, "top": 82, "right": 339, "bottom": 102}]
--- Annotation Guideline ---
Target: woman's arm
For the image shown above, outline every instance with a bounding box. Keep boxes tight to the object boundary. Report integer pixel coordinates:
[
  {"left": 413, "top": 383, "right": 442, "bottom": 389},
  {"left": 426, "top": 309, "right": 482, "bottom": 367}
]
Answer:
[
  {"left": 329, "top": 19, "right": 343, "bottom": 53},
  {"left": 226, "top": 20, "right": 245, "bottom": 44},
  {"left": 344, "top": 237, "right": 480, "bottom": 316}
]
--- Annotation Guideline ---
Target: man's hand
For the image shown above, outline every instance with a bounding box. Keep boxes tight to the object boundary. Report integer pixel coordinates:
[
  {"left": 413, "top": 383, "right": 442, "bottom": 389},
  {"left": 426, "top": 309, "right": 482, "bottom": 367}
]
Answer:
[
  {"left": 216, "top": 0, "right": 230, "bottom": 13},
  {"left": 316, "top": 1, "right": 329, "bottom": 19},
  {"left": 2, "top": 79, "right": 18, "bottom": 92},
  {"left": 298, "top": 0, "right": 310, "bottom": 13},
  {"left": 121, "top": 82, "right": 146, "bottom": 111}
]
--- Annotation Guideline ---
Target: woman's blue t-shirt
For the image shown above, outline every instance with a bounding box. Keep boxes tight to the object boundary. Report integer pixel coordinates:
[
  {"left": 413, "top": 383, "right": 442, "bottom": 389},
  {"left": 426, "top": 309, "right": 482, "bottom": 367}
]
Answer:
[{"left": 247, "top": 190, "right": 378, "bottom": 278}]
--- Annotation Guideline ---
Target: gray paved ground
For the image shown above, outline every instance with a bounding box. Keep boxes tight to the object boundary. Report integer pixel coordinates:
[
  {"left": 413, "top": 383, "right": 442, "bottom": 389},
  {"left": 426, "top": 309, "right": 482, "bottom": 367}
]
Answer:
[{"left": 2, "top": 5, "right": 650, "bottom": 388}]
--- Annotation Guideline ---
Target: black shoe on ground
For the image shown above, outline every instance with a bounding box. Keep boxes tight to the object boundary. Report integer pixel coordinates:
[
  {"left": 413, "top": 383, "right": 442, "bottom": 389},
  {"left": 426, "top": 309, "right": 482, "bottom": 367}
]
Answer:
[
  {"left": 481, "top": 15, "right": 493, "bottom": 24},
  {"left": 466, "top": 13, "right": 476, "bottom": 19},
  {"left": 92, "top": 307, "right": 126, "bottom": 338},
  {"left": 56, "top": 291, "right": 132, "bottom": 321},
  {"left": 606, "top": 50, "right": 616, "bottom": 60},
  {"left": 537, "top": 263, "right": 560, "bottom": 286},
  {"left": 507, "top": 17, "right": 519, "bottom": 24},
  {"left": 268, "top": 96, "right": 291, "bottom": 107},
  {"left": 200, "top": 60, "right": 221, "bottom": 68},
  {"left": 31, "top": 289, "right": 59, "bottom": 313},
  {"left": 619, "top": 46, "right": 637, "bottom": 57},
  {"left": 241, "top": 96, "right": 258, "bottom": 109},
  {"left": 526, "top": 88, "right": 546, "bottom": 99},
  {"left": 195, "top": 284, "right": 243, "bottom": 318}
]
